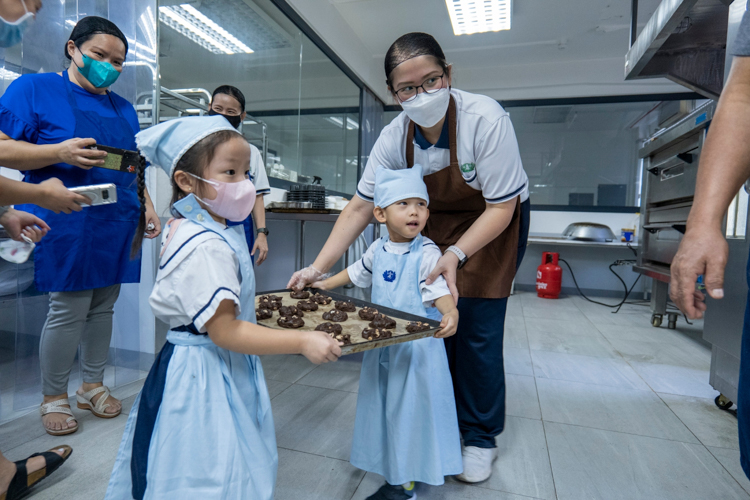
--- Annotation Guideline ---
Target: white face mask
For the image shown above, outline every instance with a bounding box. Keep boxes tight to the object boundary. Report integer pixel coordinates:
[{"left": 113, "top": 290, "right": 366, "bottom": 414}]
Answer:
[
  {"left": 0, "top": 234, "right": 35, "bottom": 264},
  {"left": 400, "top": 88, "right": 450, "bottom": 128}
]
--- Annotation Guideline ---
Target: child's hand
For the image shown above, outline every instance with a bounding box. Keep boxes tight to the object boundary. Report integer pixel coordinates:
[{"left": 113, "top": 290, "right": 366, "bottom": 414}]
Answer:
[
  {"left": 301, "top": 331, "right": 341, "bottom": 364},
  {"left": 434, "top": 308, "right": 458, "bottom": 338}
]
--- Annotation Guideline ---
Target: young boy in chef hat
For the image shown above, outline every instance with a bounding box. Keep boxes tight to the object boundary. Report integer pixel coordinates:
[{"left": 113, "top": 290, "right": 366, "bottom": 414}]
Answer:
[
  {"left": 105, "top": 116, "right": 341, "bottom": 500},
  {"left": 314, "top": 164, "right": 462, "bottom": 499}
]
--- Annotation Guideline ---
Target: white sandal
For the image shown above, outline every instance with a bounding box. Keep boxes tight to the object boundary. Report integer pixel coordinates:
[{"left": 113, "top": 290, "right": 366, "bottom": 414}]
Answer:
[
  {"left": 76, "top": 386, "right": 121, "bottom": 419},
  {"left": 39, "top": 399, "right": 78, "bottom": 436}
]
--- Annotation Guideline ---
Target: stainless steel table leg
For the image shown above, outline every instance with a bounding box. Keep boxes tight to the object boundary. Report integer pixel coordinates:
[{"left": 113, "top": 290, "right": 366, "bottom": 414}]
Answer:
[
  {"left": 372, "top": 223, "right": 380, "bottom": 241},
  {"left": 299, "top": 220, "right": 306, "bottom": 270},
  {"left": 650, "top": 280, "right": 668, "bottom": 327}
]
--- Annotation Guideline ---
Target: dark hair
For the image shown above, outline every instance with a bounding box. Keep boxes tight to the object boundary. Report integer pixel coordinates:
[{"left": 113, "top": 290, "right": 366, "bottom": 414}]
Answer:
[
  {"left": 65, "top": 16, "right": 128, "bottom": 60},
  {"left": 212, "top": 85, "right": 246, "bottom": 112},
  {"left": 130, "top": 129, "right": 244, "bottom": 258},
  {"left": 384, "top": 32, "right": 449, "bottom": 89}
]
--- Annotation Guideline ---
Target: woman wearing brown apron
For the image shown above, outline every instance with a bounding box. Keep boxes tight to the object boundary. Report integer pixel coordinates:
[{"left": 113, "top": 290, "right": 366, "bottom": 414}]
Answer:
[{"left": 288, "top": 32, "right": 530, "bottom": 485}]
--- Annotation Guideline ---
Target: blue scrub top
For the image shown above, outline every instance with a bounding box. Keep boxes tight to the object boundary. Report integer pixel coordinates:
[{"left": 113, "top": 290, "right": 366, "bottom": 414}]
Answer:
[
  {"left": 0, "top": 72, "right": 142, "bottom": 292},
  {"left": 0, "top": 72, "right": 139, "bottom": 150}
]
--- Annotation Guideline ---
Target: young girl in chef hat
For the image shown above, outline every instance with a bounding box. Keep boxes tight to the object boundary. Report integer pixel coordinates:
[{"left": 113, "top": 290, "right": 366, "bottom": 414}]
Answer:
[
  {"left": 105, "top": 116, "right": 341, "bottom": 500},
  {"left": 313, "top": 165, "right": 462, "bottom": 500}
]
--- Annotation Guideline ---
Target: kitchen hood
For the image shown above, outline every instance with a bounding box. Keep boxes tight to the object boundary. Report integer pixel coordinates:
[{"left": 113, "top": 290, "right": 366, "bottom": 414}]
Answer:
[{"left": 624, "top": 0, "right": 731, "bottom": 100}]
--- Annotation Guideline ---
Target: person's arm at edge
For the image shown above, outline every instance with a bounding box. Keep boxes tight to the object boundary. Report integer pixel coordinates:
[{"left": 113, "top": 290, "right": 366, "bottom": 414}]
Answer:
[
  {"left": 433, "top": 295, "right": 459, "bottom": 338},
  {"left": 0, "top": 132, "right": 106, "bottom": 171},
  {"left": 286, "top": 195, "right": 374, "bottom": 289},
  {"left": 670, "top": 56, "right": 750, "bottom": 318},
  {"left": 312, "top": 269, "right": 353, "bottom": 290},
  {"left": 251, "top": 194, "right": 268, "bottom": 265}
]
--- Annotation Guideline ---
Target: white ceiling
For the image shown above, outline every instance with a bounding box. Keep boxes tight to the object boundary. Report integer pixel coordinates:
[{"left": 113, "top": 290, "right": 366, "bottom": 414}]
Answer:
[{"left": 288, "top": 0, "right": 688, "bottom": 102}]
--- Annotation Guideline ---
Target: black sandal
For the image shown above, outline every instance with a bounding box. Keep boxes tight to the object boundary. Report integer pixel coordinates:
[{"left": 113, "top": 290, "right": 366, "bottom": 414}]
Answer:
[{"left": 1, "top": 445, "right": 72, "bottom": 500}]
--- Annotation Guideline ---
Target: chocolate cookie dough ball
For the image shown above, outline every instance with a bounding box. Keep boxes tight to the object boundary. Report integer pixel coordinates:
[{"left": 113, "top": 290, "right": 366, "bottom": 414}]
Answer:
[
  {"left": 322, "top": 309, "right": 348, "bottom": 322},
  {"left": 297, "top": 299, "right": 319, "bottom": 312},
  {"left": 335, "top": 300, "right": 357, "bottom": 312},
  {"left": 369, "top": 314, "right": 396, "bottom": 329},
  {"left": 361, "top": 328, "right": 393, "bottom": 341},
  {"left": 334, "top": 333, "right": 352, "bottom": 345},
  {"left": 277, "top": 315, "right": 305, "bottom": 329},
  {"left": 315, "top": 322, "right": 343, "bottom": 335},
  {"left": 256, "top": 308, "right": 273, "bottom": 321},
  {"left": 406, "top": 321, "right": 430, "bottom": 333},
  {"left": 358, "top": 307, "right": 379, "bottom": 321},
  {"left": 311, "top": 293, "right": 332, "bottom": 305},
  {"left": 290, "top": 290, "right": 311, "bottom": 299},
  {"left": 279, "top": 305, "right": 304, "bottom": 318}
]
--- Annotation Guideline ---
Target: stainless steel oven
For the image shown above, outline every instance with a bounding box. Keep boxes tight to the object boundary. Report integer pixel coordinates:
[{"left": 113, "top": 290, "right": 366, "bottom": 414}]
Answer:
[{"left": 635, "top": 100, "right": 715, "bottom": 328}]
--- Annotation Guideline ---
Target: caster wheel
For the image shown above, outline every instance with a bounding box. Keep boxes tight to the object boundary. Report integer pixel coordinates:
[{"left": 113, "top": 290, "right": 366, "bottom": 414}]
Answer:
[
  {"left": 667, "top": 313, "right": 678, "bottom": 330},
  {"left": 715, "top": 394, "right": 734, "bottom": 411},
  {"left": 651, "top": 314, "right": 663, "bottom": 327}
]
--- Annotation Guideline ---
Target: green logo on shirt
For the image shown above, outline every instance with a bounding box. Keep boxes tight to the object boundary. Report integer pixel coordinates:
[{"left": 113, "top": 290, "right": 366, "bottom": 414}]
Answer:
[{"left": 460, "top": 163, "right": 476, "bottom": 173}]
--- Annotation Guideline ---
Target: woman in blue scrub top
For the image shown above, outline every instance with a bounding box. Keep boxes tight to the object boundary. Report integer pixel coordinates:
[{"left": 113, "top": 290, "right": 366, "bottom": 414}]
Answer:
[{"left": 0, "top": 16, "right": 161, "bottom": 436}]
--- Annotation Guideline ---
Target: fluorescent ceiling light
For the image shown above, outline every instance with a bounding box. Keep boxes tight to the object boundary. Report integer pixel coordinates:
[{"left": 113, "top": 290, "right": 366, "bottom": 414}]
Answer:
[
  {"left": 159, "top": 4, "right": 253, "bottom": 55},
  {"left": 326, "top": 117, "right": 344, "bottom": 128},
  {"left": 346, "top": 117, "right": 359, "bottom": 130},
  {"left": 326, "top": 116, "right": 359, "bottom": 130},
  {"left": 445, "top": 0, "right": 511, "bottom": 35}
]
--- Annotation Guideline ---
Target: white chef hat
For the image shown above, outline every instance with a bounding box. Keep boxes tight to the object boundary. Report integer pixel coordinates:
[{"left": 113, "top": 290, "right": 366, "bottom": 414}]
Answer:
[
  {"left": 373, "top": 164, "right": 429, "bottom": 209},
  {"left": 135, "top": 116, "right": 239, "bottom": 176}
]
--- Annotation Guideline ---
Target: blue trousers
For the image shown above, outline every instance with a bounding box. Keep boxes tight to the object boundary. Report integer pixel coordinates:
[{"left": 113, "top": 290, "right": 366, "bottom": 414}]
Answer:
[
  {"left": 738, "top": 252, "right": 750, "bottom": 479},
  {"left": 443, "top": 199, "right": 530, "bottom": 448}
]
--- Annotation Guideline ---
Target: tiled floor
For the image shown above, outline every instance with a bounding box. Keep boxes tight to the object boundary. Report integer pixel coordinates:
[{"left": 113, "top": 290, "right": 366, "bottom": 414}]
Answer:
[{"left": 2, "top": 291, "right": 749, "bottom": 499}]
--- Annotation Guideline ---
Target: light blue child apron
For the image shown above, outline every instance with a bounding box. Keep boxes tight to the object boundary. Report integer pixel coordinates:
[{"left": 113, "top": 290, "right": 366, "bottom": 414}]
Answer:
[
  {"left": 105, "top": 195, "right": 277, "bottom": 500},
  {"left": 349, "top": 234, "right": 462, "bottom": 486}
]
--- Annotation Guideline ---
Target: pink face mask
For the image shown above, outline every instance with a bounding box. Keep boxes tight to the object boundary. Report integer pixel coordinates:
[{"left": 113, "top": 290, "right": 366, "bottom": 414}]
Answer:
[{"left": 188, "top": 173, "right": 256, "bottom": 222}]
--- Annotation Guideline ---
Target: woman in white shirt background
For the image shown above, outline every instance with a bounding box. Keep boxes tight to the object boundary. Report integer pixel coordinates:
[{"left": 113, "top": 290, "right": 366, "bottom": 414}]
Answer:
[{"left": 289, "top": 32, "right": 531, "bottom": 483}]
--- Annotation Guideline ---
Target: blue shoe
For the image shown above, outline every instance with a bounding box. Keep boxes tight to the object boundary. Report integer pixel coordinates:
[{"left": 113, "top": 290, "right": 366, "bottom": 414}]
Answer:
[{"left": 365, "top": 482, "right": 417, "bottom": 500}]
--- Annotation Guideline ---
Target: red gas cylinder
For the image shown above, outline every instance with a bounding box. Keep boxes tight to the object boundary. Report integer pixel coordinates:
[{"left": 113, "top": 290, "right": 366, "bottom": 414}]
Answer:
[{"left": 537, "top": 252, "right": 562, "bottom": 299}]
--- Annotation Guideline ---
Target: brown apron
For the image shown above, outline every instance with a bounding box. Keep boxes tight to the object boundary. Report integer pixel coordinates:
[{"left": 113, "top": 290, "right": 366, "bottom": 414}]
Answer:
[{"left": 406, "top": 96, "right": 521, "bottom": 299}]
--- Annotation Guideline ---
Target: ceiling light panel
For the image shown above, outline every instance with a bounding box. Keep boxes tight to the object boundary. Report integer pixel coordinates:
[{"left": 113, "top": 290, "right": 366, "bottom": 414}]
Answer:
[
  {"left": 159, "top": 4, "right": 253, "bottom": 54},
  {"left": 445, "top": 0, "right": 511, "bottom": 36}
]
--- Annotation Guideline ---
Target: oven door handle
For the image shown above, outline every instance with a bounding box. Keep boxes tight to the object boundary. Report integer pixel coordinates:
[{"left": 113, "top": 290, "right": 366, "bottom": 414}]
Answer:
[
  {"left": 648, "top": 153, "right": 694, "bottom": 176},
  {"left": 643, "top": 223, "right": 687, "bottom": 234}
]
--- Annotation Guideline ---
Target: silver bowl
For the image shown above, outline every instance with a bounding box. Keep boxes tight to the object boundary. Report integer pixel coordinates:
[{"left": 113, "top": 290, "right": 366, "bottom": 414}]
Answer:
[{"left": 563, "top": 222, "right": 617, "bottom": 242}]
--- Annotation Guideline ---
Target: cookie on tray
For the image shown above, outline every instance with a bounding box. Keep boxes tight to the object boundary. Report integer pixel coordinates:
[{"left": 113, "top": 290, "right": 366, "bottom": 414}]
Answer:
[
  {"left": 358, "top": 307, "right": 379, "bottom": 321},
  {"left": 256, "top": 308, "right": 273, "bottom": 321},
  {"left": 279, "top": 305, "right": 304, "bottom": 318},
  {"left": 297, "top": 299, "right": 319, "bottom": 312},
  {"left": 334, "top": 333, "right": 352, "bottom": 345},
  {"left": 362, "top": 328, "right": 393, "bottom": 341},
  {"left": 258, "top": 297, "right": 282, "bottom": 310},
  {"left": 290, "top": 290, "right": 311, "bottom": 299},
  {"left": 406, "top": 321, "right": 430, "bottom": 333},
  {"left": 335, "top": 300, "right": 356, "bottom": 312},
  {"left": 311, "top": 293, "right": 332, "bottom": 305},
  {"left": 322, "top": 309, "right": 348, "bottom": 322},
  {"left": 369, "top": 313, "right": 396, "bottom": 329},
  {"left": 277, "top": 315, "right": 304, "bottom": 329},
  {"left": 315, "top": 322, "right": 343, "bottom": 335}
]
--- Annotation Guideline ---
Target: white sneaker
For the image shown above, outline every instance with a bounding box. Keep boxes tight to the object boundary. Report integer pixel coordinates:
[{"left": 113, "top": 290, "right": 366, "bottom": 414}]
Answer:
[{"left": 455, "top": 446, "right": 499, "bottom": 483}]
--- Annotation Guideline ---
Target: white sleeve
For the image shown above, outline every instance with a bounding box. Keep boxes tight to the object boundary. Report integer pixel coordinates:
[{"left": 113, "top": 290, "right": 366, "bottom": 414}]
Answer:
[
  {"left": 475, "top": 116, "right": 528, "bottom": 204},
  {"left": 419, "top": 239, "right": 452, "bottom": 307},
  {"left": 151, "top": 241, "right": 242, "bottom": 333},
  {"left": 356, "top": 126, "right": 405, "bottom": 202},
  {"left": 346, "top": 240, "right": 377, "bottom": 288},
  {"left": 250, "top": 145, "right": 270, "bottom": 194}
]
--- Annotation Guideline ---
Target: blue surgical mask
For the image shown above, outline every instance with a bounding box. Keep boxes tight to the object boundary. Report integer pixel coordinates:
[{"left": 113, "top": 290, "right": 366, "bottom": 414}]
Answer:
[
  {"left": 75, "top": 50, "right": 122, "bottom": 88},
  {"left": 0, "top": 1, "right": 33, "bottom": 48}
]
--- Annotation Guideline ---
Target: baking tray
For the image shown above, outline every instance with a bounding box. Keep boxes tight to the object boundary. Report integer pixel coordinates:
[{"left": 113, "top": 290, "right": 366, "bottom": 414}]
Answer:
[{"left": 255, "top": 288, "right": 441, "bottom": 355}]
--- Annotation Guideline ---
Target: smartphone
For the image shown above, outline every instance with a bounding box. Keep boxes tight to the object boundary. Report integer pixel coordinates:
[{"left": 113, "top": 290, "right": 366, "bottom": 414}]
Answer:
[
  {"left": 85, "top": 144, "right": 141, "bottom": 174},
  {"left": 69, "top": 184, "right": 118, "bottom": 206}
]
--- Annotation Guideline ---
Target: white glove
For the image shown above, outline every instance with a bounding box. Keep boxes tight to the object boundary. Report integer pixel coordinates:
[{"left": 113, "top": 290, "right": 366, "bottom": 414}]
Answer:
[{"left": 286, "top": 265, "right": 324, "bottom": 291}]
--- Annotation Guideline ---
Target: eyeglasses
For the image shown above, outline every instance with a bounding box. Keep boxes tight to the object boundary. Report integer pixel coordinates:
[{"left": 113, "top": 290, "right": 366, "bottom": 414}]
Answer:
[{"left": 395, "top": 74, "right": 445, "bottom": 103}]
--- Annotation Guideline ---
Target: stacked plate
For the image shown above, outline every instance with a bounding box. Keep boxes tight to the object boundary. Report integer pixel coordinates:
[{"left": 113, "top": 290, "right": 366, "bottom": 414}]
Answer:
[{"left": 287, "top": 184, "right": 326, "bottom": 209}]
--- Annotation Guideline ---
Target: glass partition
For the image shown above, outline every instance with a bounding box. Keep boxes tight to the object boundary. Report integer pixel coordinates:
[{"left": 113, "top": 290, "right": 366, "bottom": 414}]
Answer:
[{"left": 158, "top": 0, "right": 361, "bottom": 194}]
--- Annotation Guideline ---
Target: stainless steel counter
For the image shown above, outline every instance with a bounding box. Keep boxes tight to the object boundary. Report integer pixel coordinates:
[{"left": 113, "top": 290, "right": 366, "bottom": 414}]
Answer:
[{"left": 528, "top": 233, "right": 634, "bottom": 249}]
